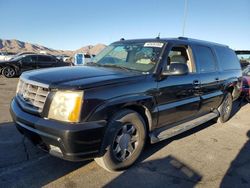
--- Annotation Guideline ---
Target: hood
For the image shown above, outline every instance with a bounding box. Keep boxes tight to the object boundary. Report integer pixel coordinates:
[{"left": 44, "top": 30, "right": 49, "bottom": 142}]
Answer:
[
  {"left": 0, "top": 59, "right": 16, "bottom": 64},
  {"left": 21, "top": 66, "right": 145, "bottom": 89}
]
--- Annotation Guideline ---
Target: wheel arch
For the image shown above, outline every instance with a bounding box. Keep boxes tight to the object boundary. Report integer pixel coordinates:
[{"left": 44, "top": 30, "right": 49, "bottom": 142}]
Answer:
[
  {"left": 223, "top": 77, "right": 241, "bottom": 101},
  {"left": 86, "top": 95, "right": 156, "bottom": 133},
  {"left": 123, "top": 104, "right": 153, "bottom": 133}
]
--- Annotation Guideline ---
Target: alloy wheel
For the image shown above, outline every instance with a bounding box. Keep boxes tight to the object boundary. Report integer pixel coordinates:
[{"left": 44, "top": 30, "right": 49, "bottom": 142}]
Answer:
[
  {"left": 112, "top": 123, "right": 139, "bottom": 161},
  {"left": 3, "top": 67, "right": 15, "bottom": 78}
]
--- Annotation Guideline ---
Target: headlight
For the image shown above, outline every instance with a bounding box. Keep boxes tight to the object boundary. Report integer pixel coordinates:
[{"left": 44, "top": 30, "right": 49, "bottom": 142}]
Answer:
[
  {"left": 16, "top": 79, "right": 22, "bottom": 94},
  {"left": 48, "top": 91, "right": 83, "bottom": 123}
]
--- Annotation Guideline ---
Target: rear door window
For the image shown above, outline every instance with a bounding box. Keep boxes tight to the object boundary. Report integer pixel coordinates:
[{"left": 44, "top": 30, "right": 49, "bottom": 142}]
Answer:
[
  {"left": 194, "top": 45, "right": 217, "bottom": 73},
  {"left": 38, "top": 56, "right": 54, "bottom": 63}
]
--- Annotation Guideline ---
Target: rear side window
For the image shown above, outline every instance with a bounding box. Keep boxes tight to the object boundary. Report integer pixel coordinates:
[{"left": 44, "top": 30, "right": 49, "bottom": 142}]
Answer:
[
  {"left": 215, "top": 47, "right": 241, "bottom": 70},
  {"left": 194, "top": 45, "right": 217, "bottom": 73},
  {"left": 38, "top": 56, "right": 54, "bottom": 62}
]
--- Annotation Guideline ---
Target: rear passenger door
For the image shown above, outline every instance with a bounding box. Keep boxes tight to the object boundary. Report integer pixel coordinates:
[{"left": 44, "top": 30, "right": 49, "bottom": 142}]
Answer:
[
  {"left": 37, "top": 56, "right": 55, "bottom": 69},
  {"left": 192, "top": 45, "right": 223, "bottom": 114}
]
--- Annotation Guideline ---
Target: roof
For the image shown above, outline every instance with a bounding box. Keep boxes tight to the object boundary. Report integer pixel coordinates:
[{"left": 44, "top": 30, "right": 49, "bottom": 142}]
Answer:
[{"left": 112, "top": 37, "right": 229, "bottom": 48}]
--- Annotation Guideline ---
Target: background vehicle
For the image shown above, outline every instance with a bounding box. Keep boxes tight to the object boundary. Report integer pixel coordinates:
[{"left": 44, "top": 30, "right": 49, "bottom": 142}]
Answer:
[
  {"left": 0, "top": 54, "right": 70, "bottom": 78},
  {"left": 242, "top": 65, "right": 250, "bottom": 102},
  {"left": 11, "top": 37, "right": 242, "bottom": 171},
  {"left": 0, "top": 51, "right": 16, "bottom": 61},
  {"left": 74, "top": 53, "right": 94, "bottom": 65},
  {"left": 56, "top": 55, "right": 71, "bottom": 62},
  {"left": 235, "top": 50, "right": 250, "bottom": 102},
  {"left": 235, "top": 50, "right": 250, "bottom": 69}
]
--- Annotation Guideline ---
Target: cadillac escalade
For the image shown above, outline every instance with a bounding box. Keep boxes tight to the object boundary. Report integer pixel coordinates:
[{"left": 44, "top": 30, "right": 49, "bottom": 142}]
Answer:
[{"left": 10, "top": 37, "right": 242, "bottom": 171}]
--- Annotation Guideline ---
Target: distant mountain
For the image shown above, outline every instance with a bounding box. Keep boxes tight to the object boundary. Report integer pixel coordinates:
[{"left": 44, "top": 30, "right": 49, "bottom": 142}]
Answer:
[{"left": 0, "top": 39, "right": 106, "bottom": 56}]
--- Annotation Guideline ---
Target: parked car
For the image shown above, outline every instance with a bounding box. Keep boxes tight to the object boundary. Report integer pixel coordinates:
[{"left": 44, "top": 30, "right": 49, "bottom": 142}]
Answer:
[
  {"left": 241, "top": 65, "right": 250, "bottom": 102},
  {"left": 0, "top": 54, "right": 71, "bottom": 78},
  {"left": 10, "top": 37, "right": 242, "bottom": 171},
  {"left": 56, "top": 55, "right": 71, "bottom": 62},
  {"left": 0, "top": 51, "right": 16, "bottom": 61},
  {"left": 235, "top": 50, "right": 250, "bottom": 69},
  {"left": 13, "top": 52, "right": 36, "bottom": 57},
  {"left": 235, "top": 50, "right": 250, "bottom": 101}
]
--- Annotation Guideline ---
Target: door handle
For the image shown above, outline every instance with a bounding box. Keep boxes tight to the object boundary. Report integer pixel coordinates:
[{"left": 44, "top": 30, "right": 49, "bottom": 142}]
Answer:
[
  {"left": 193, "top": 80, "right": 200, "bottom": 85},
  {"left": 193, "top": 80, "right": 200, "bottom": 89}
]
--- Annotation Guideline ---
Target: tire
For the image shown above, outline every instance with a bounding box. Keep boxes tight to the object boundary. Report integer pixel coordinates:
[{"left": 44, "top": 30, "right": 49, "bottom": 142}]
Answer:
[
  {"left": 94, "top": 109, "right": 146, "bottom": 172},
  {"left": 2, "top": 66, "right": 16, "bottom": 78},
  {"left": 246, "top": 96, "right": 250, "bottom": 103},
  {"left": 217, "top": 92, "right": 233, "bottom": 123}
]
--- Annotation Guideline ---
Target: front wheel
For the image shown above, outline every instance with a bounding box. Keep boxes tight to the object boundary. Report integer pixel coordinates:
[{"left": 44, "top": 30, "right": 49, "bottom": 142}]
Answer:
[
  {"left": 95, "top": 109, "right": 146, "bottom": 172},
  {"left": 2, "top": 66, "right": 16, "bottom": 78},
  {"left": 217, "top": 92, "right": 233, "bottom": 123}
]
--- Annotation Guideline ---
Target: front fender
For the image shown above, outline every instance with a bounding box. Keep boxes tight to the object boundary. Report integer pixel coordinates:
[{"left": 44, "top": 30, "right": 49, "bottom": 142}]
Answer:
[{"left": 87, "top": 94, "right": 158, "bottom": 131}]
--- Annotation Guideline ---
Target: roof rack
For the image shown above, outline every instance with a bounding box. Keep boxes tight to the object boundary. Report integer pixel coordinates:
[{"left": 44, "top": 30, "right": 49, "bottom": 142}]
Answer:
[{"left": 178, "top": 36, "right": 188, "bottom": 40}]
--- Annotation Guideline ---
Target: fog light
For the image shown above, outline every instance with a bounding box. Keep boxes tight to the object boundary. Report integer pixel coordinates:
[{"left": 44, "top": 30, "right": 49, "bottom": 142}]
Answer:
[{"left": 49, "top": 145, "right": 63, "bottom": 157}]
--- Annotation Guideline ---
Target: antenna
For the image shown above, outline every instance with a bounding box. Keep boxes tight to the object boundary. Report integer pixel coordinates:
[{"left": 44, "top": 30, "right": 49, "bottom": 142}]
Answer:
[
  {"left": 182, "top": 0, "right": 188, "bottom": 36},
  {"left": 156, "top": 32, "right": 160, "bottom": 39}
]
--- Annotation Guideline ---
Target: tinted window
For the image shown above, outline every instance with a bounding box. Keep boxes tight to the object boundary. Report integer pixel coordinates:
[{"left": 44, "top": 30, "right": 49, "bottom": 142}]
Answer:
[
  {"left": 38, "top": 56, "right": 55, "bottom": 62},
  {"left": 92, "top": 42, "right": 164, "bottom": 72},
  {"left": 194, "top": 45, "right": 217, "bottom": 73},
  {"left": 215, "top": 47, "right": 241, "bottom": 70},
  {"left": 22, "top": 55, "right": 37, "bottom": 62}
]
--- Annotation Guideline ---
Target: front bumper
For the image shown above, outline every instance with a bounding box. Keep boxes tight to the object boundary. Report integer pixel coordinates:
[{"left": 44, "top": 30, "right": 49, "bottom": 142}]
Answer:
[{"left": 10, "top": 98, "right": 107, "bottom": 161}]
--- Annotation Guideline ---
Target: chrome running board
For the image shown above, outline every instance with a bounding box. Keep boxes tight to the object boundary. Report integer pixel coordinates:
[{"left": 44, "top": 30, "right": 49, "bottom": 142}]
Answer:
[{"left": 150, "top": 112, "right": 219, "bottom": 144}]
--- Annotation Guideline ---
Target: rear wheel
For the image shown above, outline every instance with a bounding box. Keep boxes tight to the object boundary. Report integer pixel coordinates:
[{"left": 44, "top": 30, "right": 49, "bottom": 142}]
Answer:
[
  {"left": 94, "top": 109, "right": 146, "bottom": 172},
  {"left": 217, "top": 92, "right": 233, "bottom": 123},
  {"left": 245, "top": 95, "right": 250, "bottom": 103},
  {"left": 2, "top": 66, "right": 16, "bottom": 78}
]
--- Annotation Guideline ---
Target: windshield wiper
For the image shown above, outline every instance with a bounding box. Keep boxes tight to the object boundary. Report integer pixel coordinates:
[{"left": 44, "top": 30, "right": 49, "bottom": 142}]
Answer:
[
  {"left": 100, "top": 64, "right": 132, "bottom": 71},
  {"left": 86, "top": 62, "right": 140, "bottom": 72}
]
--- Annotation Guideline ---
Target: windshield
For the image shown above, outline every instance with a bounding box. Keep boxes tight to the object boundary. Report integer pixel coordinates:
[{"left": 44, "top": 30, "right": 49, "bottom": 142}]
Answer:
[
  {"left": 10, "top": 55, "right": 25, "bottom": 61},
  {"left": 91, "top": 42, "right": 165, "bottom": 73}
]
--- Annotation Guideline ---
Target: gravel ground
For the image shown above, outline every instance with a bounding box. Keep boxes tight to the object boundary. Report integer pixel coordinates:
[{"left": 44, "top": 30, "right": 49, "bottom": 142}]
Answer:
[{"left": 0, "top": 76, "right": 250, "bottom": 188}]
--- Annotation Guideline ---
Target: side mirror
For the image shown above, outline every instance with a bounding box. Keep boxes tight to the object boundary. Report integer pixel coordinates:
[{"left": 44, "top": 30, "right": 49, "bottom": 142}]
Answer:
[{"left": 162, "top": 62, "right": 189, "bottom": 76}]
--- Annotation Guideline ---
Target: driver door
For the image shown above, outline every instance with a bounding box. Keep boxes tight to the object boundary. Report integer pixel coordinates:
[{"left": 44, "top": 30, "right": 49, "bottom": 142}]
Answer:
[
  {"left": 156, "top": 44, "right": 201, "bottom": 128},
  {"left": 20, "top": 55, "right": 37, "bottom": 72}
]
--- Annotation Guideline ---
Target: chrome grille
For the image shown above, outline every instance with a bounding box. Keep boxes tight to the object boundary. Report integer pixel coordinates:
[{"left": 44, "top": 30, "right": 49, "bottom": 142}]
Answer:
[{"left": 17, "top": 79, "right": 49, "bottom": 112}]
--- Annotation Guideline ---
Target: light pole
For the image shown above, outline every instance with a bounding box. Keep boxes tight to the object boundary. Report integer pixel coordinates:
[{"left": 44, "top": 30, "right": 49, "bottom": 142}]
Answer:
[{"left": 182, "top": 0, "right": 188, "bottom": 36}]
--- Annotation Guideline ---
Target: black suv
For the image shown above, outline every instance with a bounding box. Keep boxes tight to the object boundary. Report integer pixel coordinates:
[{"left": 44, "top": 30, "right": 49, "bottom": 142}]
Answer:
[
  {"left": 10, "top": 37, "right": 242, "bottom": 171},
  {"left": 0, "top": 54, "right": 71, "bottom": 78}
]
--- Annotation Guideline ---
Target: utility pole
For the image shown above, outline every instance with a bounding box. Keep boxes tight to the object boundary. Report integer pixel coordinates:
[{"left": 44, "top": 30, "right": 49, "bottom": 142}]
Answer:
[{"left": 182, "top": 0, "right": 188, "bottom": 36}]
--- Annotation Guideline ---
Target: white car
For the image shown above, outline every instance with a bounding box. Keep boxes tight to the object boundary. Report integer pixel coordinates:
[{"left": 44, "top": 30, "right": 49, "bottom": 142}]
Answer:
[{"left": 0, "top": 52, "right": 16, "bottom": 61}]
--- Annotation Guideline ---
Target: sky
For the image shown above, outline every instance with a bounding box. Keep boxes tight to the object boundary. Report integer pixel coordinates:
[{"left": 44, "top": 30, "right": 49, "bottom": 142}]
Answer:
[{"left": 0, "top": 0, "right": 249, "bottom": 50}]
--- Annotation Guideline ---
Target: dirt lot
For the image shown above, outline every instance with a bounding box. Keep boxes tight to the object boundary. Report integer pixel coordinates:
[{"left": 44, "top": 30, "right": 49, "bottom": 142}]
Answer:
[{"left": 1, "top": 76, "right": 250, "bottom": 188}]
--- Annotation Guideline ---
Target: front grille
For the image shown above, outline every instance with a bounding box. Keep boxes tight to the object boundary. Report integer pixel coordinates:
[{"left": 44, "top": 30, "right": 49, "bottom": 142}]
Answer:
[{"left": 17, "top": 79, "right": 49, "bottom": 112}]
